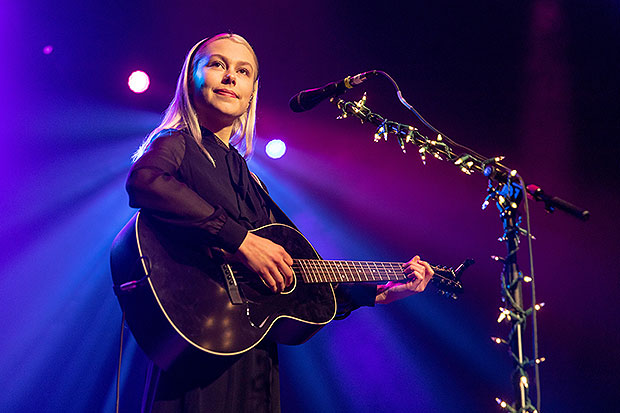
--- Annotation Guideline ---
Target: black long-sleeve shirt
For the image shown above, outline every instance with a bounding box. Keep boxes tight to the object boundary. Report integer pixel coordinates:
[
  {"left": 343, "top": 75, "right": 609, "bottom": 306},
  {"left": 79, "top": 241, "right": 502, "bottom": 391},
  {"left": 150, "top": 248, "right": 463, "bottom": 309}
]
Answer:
[
  {"left": 128, "top": 128, "right": 376, "bottom": 412},
  {"left": 127, "top": 128, "right": 268, "bottom": 253}
]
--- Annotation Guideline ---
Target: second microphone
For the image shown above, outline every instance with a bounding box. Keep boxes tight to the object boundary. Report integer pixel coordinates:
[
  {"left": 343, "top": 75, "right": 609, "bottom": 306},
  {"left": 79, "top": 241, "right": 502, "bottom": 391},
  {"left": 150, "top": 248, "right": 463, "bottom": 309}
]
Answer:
[{"left": 289, "top": 70, "right": 377, "bottom": 113}]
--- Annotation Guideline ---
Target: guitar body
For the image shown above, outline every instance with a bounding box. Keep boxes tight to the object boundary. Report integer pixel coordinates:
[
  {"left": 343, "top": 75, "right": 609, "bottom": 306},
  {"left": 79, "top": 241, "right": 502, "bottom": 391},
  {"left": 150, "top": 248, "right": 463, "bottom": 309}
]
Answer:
[{"left": 110, "top": 212, "right": 336, "bottom": 371}]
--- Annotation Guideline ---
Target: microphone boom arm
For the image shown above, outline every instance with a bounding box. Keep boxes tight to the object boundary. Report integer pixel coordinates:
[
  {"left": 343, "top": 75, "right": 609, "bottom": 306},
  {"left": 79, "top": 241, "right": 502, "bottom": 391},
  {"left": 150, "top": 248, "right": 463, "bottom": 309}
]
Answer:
[{"left": 331, "top": 94, "right": 590, "bottom": 221}]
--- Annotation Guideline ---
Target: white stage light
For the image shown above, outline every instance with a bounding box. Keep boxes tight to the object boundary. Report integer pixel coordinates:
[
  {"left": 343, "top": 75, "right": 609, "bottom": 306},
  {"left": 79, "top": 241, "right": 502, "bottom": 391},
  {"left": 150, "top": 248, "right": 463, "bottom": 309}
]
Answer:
[
  {"left": 128, "top": 70, "right": 150, "bottom": 94},
  {"left": 265, "top": 139, "right": 286, "bottom": 159}
]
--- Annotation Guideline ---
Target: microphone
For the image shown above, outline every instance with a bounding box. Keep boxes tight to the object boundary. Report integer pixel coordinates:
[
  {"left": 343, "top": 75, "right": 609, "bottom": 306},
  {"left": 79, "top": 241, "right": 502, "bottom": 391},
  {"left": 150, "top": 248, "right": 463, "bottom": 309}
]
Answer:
[
  {"left": 289, "top": 71, "right": 376, "bottom": 112},
  {"left": 526, "top": 184, "right": 590, "bottom": 221}
]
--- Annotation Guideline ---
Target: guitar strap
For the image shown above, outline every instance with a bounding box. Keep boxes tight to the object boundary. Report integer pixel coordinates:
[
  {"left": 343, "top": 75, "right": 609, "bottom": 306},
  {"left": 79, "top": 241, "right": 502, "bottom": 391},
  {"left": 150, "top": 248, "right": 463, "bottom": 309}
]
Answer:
[{"left": 250, "top": 172, "right": 300, "bottom": 231}]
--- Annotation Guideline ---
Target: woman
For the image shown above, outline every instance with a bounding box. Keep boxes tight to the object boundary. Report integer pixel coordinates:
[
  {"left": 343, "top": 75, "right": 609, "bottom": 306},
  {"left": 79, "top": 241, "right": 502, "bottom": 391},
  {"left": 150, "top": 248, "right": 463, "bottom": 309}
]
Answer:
[{"left": 127, "top": 33, "right": 434, "bottom": 413}]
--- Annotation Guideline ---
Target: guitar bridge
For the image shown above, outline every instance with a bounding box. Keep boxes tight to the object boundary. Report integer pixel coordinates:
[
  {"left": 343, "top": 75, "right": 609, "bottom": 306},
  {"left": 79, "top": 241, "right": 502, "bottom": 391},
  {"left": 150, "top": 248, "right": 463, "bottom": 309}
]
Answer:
[{"left": 221, "top": 263, "right": 245, "bottom": 305}]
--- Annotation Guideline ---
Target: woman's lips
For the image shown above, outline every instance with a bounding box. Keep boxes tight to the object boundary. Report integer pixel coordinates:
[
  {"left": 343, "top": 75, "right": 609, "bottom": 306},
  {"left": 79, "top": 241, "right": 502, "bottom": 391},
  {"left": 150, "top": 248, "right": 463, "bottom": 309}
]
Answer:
[{"left": 214, "top": 89, "right": 238, "bottom": 98}]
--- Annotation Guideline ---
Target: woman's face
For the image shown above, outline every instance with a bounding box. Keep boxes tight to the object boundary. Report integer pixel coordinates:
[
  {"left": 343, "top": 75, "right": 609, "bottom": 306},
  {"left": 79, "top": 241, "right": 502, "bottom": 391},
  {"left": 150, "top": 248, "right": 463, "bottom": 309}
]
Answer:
[{"left": 192, "top": 38, "right": 257, "bottom": 127}]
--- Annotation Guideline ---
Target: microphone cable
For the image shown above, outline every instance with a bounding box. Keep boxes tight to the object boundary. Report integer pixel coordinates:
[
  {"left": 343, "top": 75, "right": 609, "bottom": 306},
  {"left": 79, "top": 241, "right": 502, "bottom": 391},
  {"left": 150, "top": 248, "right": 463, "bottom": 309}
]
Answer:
[
  {"left": 372, "top": 70, "right": 492, "bottom": 163},
  {"left": 380, "top": 69, "right": 543, "bottom": 411}
]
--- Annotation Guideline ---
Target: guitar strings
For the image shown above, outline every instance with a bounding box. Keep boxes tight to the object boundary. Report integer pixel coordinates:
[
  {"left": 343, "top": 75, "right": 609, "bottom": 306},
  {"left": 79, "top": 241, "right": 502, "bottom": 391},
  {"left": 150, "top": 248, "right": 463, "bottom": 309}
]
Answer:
[{"left": 290, "top": 259, "right": 456, "bottom": 284}]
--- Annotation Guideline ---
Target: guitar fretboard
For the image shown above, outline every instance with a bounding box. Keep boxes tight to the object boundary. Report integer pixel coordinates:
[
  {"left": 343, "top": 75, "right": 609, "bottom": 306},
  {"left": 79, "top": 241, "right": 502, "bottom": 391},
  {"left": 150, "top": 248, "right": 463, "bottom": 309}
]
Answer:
[{"left": 292, "top": 259, "right": 407, "bottom": 284}]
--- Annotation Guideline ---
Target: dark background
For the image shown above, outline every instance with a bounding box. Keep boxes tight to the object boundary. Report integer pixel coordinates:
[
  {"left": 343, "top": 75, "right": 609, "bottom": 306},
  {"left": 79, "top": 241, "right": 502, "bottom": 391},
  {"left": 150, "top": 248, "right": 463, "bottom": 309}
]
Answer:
[{"left": 1, "top": 1, "right": 619, "bottom": 411}]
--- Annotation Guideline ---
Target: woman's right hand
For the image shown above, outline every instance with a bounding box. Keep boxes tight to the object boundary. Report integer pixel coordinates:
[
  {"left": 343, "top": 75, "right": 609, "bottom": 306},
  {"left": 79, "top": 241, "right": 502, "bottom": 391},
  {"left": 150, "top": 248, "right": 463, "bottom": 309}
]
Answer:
[{"left": 233, "top": 232, "right": 294, "bottom": 293}]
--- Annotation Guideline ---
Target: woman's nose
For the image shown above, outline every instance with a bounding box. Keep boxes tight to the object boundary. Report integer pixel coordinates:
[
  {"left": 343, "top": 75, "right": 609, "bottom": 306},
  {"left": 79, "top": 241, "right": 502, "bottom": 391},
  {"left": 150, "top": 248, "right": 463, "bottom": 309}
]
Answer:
[{"left": 222, "top": 72, "right": 236, "bottom": 85}]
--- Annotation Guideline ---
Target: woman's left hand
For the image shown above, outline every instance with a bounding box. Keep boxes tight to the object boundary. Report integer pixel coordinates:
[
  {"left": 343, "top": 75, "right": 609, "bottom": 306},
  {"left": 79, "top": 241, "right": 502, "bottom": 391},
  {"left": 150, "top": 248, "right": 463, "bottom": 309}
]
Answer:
[{"left": 375, "top": 255, "right": 434, "bottom": 304}]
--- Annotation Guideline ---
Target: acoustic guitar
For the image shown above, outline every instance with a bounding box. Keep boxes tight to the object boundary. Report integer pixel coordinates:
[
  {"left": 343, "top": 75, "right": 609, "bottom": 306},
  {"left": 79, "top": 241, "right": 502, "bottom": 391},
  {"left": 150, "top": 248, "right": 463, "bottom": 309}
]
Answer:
[{"left": 110, "top": 212, "right": 471, "bottom": 371}]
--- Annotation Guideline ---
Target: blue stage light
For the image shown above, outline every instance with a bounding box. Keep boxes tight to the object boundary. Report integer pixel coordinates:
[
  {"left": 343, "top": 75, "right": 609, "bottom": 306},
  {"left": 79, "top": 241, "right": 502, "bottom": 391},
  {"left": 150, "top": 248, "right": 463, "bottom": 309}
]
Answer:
[{"left": 266, "top": 139, "right": 286, "bottom": 159}]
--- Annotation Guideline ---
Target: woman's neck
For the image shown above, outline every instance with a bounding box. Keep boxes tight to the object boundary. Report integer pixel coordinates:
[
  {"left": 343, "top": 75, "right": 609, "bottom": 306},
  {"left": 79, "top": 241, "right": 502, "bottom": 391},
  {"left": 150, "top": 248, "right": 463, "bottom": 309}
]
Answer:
[
  {"left": 211, "top": 128, "right": 232, "bottom": 147},
  {"left": 197, "top": 112, "right": 235, "bottom": 147},
  {"left": 202, "top": 124, "right": 232, "bottom": 147}
]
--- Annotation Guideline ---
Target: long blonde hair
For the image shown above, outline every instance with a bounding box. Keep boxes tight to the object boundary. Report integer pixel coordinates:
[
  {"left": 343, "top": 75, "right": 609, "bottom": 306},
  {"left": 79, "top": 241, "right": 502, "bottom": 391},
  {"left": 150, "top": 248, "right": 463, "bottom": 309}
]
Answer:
[{"left": 132, "top": 34, "right": 259, "bottom": 165}]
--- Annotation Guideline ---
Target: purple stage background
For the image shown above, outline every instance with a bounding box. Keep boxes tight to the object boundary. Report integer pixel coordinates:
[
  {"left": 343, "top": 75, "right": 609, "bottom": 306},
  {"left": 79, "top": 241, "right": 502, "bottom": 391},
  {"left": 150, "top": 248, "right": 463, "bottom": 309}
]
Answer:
[{"left": 1, "top": 1, "right": 619, "bottom": 412}]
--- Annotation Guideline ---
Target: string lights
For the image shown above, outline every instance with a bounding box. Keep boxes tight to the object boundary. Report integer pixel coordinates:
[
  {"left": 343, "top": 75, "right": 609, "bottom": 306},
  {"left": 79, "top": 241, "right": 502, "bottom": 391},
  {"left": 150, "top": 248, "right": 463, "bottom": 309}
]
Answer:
[{"left": 331, "top": 92, "right": 544, "bottom": 412}]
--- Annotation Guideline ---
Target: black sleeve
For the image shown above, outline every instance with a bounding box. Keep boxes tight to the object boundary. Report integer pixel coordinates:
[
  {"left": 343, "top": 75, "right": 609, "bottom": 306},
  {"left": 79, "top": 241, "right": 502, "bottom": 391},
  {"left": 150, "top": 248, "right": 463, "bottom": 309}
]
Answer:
[
  {"left": 333, "top": 283, "right": 377, "bottom": 319},
  {"left": 125, "top": 131, "right": 248, "bottom": 252}
]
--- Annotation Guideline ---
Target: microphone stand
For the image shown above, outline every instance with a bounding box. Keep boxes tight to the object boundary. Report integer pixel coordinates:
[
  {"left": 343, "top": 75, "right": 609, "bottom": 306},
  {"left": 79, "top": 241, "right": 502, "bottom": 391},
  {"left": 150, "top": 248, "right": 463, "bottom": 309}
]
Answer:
[
  {"left": 329, "top": 94, "right": 590, "bottom": 412},
  {"left": 483, "top": 167, "right": 538, "bottom": 412}
]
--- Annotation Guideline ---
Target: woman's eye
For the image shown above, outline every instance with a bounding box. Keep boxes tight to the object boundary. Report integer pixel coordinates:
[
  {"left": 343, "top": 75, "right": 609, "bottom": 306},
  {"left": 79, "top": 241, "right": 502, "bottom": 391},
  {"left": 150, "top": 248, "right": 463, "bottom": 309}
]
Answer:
[{"left": 209, "top": 61, "right": 224, "bottom": 68}]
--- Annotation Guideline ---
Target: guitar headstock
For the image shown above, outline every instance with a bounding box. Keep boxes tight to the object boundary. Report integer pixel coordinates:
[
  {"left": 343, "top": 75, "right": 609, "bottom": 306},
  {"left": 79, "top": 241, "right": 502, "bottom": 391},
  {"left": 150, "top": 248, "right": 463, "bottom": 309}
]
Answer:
[{"left": 430, "top": 258, "right": 474, "bottom": 299}]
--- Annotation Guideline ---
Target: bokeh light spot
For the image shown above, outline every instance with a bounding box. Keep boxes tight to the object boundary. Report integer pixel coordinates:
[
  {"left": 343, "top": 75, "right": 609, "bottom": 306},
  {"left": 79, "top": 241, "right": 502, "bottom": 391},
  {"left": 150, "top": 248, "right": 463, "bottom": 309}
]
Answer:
[
  {"left": 43, "top": 45, "right": 53, "bottom": 55},
  {"left": 266, "top": 139, "right": 286, "bottom": 159},
  {"left": 128, "top": 70, "right": 150, "bottom": 94}
]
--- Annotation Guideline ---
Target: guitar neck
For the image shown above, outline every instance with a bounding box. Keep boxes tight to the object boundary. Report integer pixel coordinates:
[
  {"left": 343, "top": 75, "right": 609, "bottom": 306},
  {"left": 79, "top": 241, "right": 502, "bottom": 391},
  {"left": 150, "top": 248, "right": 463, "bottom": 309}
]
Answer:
[{"left": 293, "top": 259, "right": 408, "bottom": 284}]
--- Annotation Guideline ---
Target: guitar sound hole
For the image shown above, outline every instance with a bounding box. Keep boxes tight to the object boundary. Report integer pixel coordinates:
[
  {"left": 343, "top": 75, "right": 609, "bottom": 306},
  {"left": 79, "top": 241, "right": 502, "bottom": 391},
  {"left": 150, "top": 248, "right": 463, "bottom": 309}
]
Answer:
[{"left": 232, "top": 268, "right": 297, "bottom": 296}]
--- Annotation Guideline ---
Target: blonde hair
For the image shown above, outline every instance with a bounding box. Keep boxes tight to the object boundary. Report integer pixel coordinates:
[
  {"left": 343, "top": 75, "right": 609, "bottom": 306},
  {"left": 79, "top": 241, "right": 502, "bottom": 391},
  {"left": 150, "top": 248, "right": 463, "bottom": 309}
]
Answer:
[{"left": 132, "top": 34, "right": 259, "bottom": 164}]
